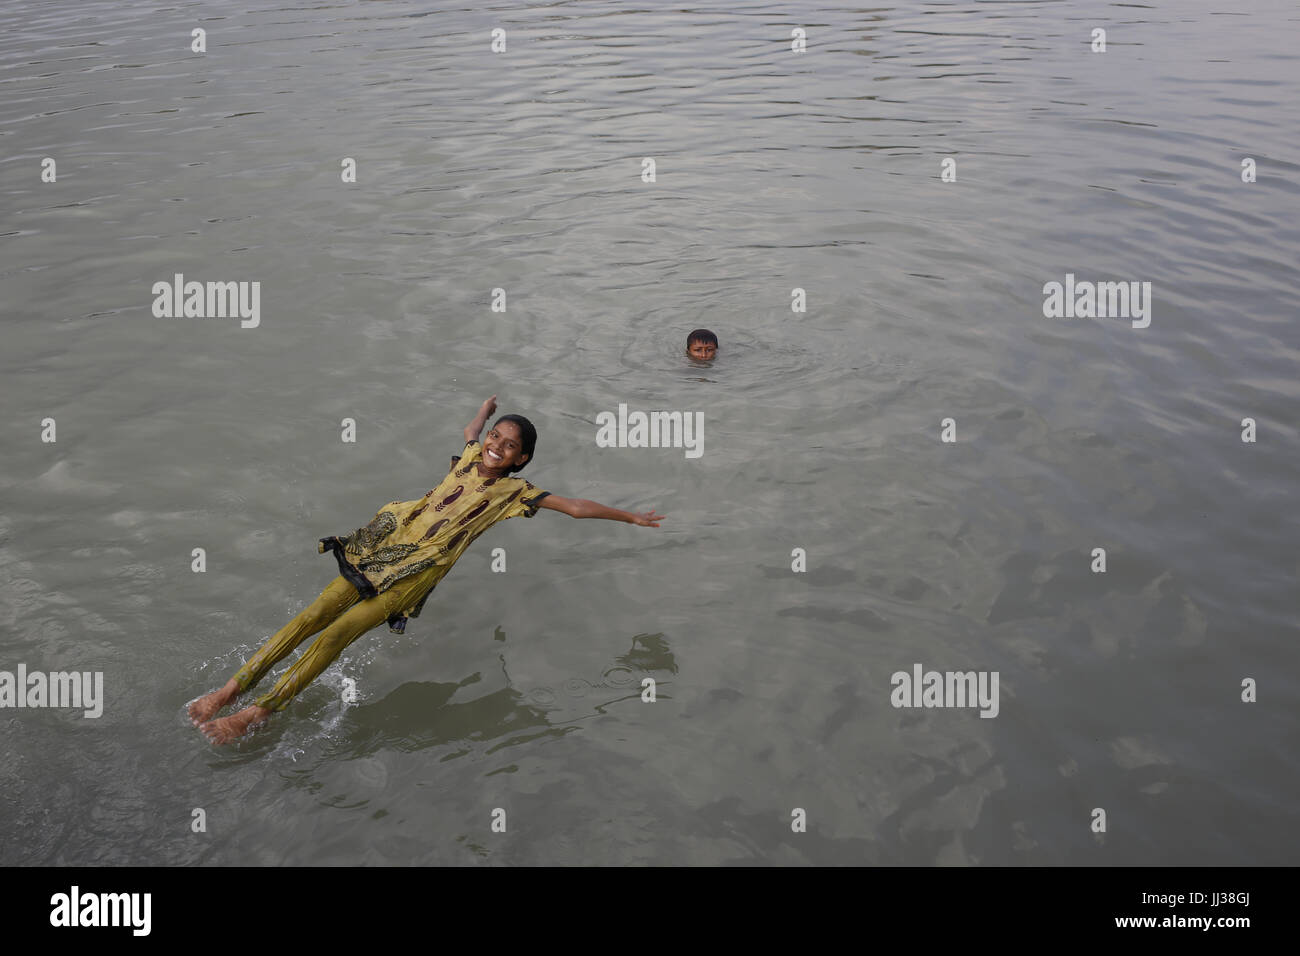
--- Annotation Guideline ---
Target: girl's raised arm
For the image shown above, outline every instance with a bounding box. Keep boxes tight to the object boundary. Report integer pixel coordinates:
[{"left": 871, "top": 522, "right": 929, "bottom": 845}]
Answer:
[
  {"left": 464, "top": 395, "right": 498, "bottom": 444},
  {"left": 538, "top": 494, "right": 663, "bottom": 527}
]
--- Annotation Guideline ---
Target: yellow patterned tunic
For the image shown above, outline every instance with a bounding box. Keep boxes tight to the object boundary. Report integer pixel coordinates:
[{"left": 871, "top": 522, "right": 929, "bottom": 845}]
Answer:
[{"left": 317, "top": 440, "right": 549, "bottom": 633}]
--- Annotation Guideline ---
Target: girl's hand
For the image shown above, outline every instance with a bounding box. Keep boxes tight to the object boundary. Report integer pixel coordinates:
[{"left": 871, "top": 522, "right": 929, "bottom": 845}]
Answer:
[
  {"left": 480, "top": 395, "right": 498, "bottom": 418},
  {"left": 630, "top": 510, "right": 665, "bottom": 527}
]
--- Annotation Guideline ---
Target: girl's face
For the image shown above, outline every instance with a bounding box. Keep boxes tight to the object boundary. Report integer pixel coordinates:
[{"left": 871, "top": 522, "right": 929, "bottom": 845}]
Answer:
[{"left": 483, "top": 422, "right": 529, "bottom": 472}]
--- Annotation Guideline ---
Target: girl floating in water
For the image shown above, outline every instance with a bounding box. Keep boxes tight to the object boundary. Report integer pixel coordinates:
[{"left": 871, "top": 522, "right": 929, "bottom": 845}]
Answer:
[{"left": 188, "top": 394, "right": 664, "bottom": 744}]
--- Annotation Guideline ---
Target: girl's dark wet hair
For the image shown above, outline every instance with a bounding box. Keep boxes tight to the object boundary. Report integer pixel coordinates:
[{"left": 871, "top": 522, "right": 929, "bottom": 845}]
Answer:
[{"left": 492, "top": 414, "right": 537, "bottom": 472}]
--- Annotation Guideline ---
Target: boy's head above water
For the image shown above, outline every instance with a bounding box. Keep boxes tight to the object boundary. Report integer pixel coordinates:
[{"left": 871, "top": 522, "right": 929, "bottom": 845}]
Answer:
[
  {"left": 686, "top": 328, "right": 718, "bottom": 361},
  {"left": 484, "top": 415, "right": 537, "bottom": 473}
]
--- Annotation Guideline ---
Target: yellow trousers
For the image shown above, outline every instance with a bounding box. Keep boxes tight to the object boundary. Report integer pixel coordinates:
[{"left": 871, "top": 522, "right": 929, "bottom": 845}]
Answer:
[{"left": 233, "top": 573, "right": 433, "bottom": 712}]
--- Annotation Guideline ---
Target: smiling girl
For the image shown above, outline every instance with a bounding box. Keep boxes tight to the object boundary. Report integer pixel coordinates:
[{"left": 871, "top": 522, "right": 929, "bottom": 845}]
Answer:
[{"left": 188, "top": 394, "right": 664, "bottom": 744}]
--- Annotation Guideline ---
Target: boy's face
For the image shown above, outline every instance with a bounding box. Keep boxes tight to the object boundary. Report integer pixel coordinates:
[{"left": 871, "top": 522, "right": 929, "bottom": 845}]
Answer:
[{"left": 686, "top": 339, "right": 717, "bottom": 361}]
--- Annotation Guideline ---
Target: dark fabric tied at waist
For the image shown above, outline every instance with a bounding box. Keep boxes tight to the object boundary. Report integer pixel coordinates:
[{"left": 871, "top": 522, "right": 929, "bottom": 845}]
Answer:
[{"left": 318, "top": 536, "right": 379, "bottom": 599}]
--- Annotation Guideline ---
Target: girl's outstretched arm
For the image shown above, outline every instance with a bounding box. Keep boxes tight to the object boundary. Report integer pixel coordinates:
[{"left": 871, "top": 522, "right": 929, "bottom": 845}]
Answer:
[
  {"left": 538, "top": 494, "right": 664, "bottom": 527},
  {"left": 464, "top": 394, "right": 497, "bottom": 444}
]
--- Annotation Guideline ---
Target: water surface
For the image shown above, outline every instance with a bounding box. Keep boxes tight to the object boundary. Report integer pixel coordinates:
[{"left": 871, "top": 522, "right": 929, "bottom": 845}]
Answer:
[{"left": 1, "top": 0, "right": 1297, "bottom": 865}]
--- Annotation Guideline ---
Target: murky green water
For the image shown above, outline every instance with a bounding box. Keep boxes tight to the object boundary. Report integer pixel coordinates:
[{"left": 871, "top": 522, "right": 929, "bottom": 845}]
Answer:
[{"left": 2, "top": 0, "right": 1297, "bottom": 865}]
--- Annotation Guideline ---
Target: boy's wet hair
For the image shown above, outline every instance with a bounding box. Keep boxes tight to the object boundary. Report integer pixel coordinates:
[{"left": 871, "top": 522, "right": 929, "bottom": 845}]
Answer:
[
  {"left": 493, "top": 414, "right": 537, "bottom": 472},
  {"left": 687, "top": 328, "right": 718, "bottom": 349}
]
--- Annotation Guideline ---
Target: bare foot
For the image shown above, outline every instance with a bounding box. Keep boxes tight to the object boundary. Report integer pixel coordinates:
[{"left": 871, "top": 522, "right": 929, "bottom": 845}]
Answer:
[
  {"left": 200, "top": 704, "right": 272, "bottom": 744},
  {"left": 188, "top": 679, "right": 240, "bottom": 725}
]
